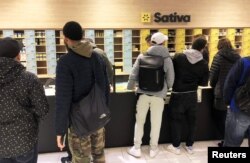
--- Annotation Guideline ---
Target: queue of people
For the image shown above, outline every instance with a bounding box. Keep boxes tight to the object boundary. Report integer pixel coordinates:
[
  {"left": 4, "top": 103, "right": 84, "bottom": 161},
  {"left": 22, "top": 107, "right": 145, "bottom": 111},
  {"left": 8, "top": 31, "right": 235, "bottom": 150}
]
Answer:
[{"left": 0, "top": 21, "right": 249, "bottom": 163}]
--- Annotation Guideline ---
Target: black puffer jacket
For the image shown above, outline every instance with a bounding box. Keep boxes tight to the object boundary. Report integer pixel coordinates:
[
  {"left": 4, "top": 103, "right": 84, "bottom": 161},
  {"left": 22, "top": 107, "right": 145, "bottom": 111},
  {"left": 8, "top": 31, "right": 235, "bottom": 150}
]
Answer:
[
  {"left": 0, "top": 57, "right": 49, "bottom": 158},
  {"left": 209, "top": 48, "right": 241, "bottom": 98},
  {"left": 56, "top": 50, "right": 109, "bottom": 136}
]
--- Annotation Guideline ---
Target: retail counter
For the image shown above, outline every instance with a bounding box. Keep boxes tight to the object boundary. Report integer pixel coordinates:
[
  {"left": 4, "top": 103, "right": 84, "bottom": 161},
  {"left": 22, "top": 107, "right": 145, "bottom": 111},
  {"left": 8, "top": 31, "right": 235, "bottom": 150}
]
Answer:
[{"left": 38, "top": 87, "right": 218, "bottom": 153}]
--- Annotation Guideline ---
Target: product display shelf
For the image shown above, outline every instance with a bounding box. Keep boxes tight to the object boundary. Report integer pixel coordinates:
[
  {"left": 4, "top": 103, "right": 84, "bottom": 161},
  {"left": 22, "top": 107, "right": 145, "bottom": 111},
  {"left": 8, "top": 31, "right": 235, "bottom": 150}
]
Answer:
[
  {"left": 13, "top": 30, "right": 26, "bottom": 67},
  {"left": 234, "top": 28, "right": 243, "bottom": 54},
  {"left": 0, "top": 31, "right": 3, "bottom": 38},
  {"left": 132, "top": 30, "right": 140, "bottom": 65},
  {"left": 1, "top": 27, "right": 250, "bottom": 81},
  {"left": 95, "top": 30, "right": 104, "bottom": 50},
  {"left": 113, "top": 30, "right": 123, "bottom": 74},
  {"left": 55, "top": 30, "right": 67, "bottom": 61},
  {"left": 35, "top": 30, "right": 47, "bottom": 75}
]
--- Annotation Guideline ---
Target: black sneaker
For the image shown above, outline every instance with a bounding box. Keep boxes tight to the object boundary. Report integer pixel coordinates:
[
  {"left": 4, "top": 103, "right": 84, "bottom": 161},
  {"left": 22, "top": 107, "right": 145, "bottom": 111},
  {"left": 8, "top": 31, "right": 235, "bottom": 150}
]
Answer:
[
  {"left": 61, "top": 156, "right": 72, "bottom": 163},
  {"left": 217, "top": 141, "right": 224, "bottom": 147}
]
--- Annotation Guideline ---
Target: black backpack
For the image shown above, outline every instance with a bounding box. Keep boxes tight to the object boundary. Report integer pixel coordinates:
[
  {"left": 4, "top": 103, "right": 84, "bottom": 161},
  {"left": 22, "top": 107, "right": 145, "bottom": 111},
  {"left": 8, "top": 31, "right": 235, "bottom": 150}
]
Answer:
[
  {"left": 235, "top": 76, "right": 250, "bottom": 116},
  {"left": 138, "top": 54, "right": 165, "bottom": 92}
]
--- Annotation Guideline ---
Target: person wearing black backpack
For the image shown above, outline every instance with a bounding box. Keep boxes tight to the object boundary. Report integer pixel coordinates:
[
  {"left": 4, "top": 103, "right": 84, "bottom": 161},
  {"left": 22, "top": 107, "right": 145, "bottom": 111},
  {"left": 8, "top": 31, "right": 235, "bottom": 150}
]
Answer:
[
  {"left": 223, "top": 57, "right": 250, "bottom": 147},
  {"left": 127, "top": 32, "right": 175, "bottom": 158},
  {"left": 166, "top": 36, "right": 209, "bottom": 155}
]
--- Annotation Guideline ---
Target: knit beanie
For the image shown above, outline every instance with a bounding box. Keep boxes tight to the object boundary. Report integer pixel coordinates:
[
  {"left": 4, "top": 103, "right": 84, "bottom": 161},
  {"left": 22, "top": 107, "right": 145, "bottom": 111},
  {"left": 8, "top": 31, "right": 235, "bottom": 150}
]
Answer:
[
  {"left": 0, "top": 37, "right": 21, "bottom": 58},
  {"left": 63, "top": 21, "right": 83, "bottom": 41}
]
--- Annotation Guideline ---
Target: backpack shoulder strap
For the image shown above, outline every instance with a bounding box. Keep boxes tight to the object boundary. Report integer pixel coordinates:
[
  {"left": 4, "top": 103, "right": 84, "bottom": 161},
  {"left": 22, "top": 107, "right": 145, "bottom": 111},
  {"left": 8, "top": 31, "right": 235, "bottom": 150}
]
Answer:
[
  {"left": 90, "top": 52, "right": 101, "bottom": 83},
  {"left": 90, "top": 52, "right": 96, "bottom": 81}
]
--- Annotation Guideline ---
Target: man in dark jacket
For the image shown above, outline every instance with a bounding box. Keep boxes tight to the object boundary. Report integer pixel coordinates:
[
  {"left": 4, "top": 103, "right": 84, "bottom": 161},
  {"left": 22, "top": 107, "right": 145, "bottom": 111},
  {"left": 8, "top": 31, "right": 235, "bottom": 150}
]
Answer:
[
  {"left": 167, "top": 36, "right": 209, "bottom": 155},
  {"left": 0, "top": 38, "right": 49, "bottom": 163},
  {"left": 209, "top": 38, "right": 241, "bottom": 147},
  {"left": 55, "top": 21, "right": 109, "bottom": 163},
  {"left": 223, "top": 57, "right": 250, "bottom": 147}
]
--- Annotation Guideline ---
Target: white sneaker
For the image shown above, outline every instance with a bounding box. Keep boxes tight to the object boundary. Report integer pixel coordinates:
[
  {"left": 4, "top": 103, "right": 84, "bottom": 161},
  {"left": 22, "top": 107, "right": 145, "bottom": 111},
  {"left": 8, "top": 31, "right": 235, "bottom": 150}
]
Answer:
[
  {"left": 184, "top": 146, "right": 194, "bottom": 154},
  {"left": 150, "top": 148, "right": 159, "bottom": 158},
  {"left": 167, "top": 145, "right": 181, "bottom": 155},
  {"left": 127, "top": 146, "right": 141, "bottom": 158}
]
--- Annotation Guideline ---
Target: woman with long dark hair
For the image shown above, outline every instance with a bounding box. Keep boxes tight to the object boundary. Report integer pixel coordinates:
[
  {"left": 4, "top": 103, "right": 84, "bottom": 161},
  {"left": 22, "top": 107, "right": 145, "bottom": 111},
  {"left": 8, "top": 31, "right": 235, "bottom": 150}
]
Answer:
[{"left": 209, "top": 38, "right": 241, "bottom": 147}]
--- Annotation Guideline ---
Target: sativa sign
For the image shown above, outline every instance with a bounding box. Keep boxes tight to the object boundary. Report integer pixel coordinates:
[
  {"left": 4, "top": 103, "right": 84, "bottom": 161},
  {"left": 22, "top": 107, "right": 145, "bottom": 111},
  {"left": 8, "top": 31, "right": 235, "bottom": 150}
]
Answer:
[{"left": 154, "top": 12, "right": 191, "bottom": 23}]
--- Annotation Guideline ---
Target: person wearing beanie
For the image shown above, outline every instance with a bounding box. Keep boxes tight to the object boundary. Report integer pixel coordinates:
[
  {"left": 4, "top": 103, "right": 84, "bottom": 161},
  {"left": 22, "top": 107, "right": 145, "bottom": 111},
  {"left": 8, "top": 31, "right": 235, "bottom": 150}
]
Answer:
[
  {"left": 56, "top": 21, "right": 109, "bottom": 163},
  {"left": 0, "top": 37, "right": 49, "bottom": 163},
  {"left": 63, "top": 21, "right": 83, "bottom": 41},
  {"left": 167, "top": 37, "right": 209, "bottom": 155}
]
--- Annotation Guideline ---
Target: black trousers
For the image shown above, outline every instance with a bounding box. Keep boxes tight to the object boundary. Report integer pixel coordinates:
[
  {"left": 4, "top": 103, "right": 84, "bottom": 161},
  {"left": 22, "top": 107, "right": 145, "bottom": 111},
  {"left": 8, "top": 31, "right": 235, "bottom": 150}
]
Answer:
[
  {"left": 168, "top": 92, "right": 197, "bottom": 147},
  {"left": 212, "top": 98, "right": 227, "bottom": 140},
  {"left": 212, "top": 110, "right": 227, "bottom": 139}
]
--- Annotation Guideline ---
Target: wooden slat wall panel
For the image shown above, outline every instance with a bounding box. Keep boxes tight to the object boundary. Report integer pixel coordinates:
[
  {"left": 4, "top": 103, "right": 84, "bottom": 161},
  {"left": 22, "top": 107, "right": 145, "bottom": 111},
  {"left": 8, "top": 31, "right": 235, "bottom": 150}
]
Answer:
[{"left": 0, "top": 0, "right": 249, "bottom": 29}]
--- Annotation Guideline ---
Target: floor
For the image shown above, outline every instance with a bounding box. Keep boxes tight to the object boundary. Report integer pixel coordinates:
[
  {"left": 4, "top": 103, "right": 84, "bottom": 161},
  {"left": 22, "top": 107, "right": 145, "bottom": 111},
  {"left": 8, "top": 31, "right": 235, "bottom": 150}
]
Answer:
[{"left": 38, "top": 139, "right": 249, "bottom": 163}]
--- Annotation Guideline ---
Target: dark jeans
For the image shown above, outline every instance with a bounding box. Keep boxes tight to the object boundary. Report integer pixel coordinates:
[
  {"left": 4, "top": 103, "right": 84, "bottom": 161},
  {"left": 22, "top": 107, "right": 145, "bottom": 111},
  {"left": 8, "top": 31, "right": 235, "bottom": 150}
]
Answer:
[
  {"left": 0, "top": 144, "right": 38, "bottom": 163},
  {"left": 224, "top": 109, "right": 250, "bottom": 147},
  {"left": 168, "top": 92, "right": 197, "bottom": 147}
]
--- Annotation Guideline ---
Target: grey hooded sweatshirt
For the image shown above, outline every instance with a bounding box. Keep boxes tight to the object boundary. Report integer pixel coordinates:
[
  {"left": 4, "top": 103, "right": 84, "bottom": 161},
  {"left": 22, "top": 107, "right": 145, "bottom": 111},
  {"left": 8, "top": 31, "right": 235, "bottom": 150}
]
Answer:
[
  {"left": 184, "top": 49, "right": 203, "bottom": 64},
  {"left": 127, "top": 45, "right": 175, "bottom": 98}
]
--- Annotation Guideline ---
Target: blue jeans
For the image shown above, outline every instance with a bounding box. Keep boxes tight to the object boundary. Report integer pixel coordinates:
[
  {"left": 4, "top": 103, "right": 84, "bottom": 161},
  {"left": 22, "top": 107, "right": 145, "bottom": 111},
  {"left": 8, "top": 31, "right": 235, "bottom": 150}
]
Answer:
[
  {"left": 0, "top": 144, "right": 38, "bottom": 163},
  {"left": 224, "top": 109, "right": 250, "bottom": 147}
]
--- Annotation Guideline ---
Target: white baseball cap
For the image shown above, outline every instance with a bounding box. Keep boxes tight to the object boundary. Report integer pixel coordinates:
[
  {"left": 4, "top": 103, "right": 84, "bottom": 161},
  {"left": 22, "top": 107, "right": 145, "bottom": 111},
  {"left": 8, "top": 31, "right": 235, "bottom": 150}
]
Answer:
[{"left": 151, "top": 32, "right": 168, "bottom": 45}]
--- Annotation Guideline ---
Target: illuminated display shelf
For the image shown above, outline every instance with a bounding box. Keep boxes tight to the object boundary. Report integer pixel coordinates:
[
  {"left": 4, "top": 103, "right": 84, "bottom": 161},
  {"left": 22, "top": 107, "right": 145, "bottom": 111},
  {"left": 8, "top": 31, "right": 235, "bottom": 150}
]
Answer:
[{"left": 0, "top": 28, "right": 249, "bottom": 76}]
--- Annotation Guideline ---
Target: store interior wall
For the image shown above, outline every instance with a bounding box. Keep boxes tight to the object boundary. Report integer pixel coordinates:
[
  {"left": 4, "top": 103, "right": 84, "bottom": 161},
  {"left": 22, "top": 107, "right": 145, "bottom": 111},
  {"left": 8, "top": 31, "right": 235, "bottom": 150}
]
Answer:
[{"left": 0, "top": 0, "right": 249, "bottom": 29}]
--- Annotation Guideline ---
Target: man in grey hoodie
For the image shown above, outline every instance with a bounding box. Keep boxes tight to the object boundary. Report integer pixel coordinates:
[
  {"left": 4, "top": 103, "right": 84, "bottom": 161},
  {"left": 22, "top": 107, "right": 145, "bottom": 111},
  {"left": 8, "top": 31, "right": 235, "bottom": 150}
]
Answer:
[
  {"left": 127, "top": 32, "right": 175, "bottom": 158},
  {"left": 167, "top": 36, "right": 209, "bottom": 155}
]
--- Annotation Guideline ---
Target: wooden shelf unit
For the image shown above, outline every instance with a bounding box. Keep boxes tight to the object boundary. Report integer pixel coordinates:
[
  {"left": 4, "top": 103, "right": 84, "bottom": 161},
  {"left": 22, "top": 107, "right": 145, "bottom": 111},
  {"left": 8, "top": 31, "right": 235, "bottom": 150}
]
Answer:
[{"left": 0, "top": 27, "right": 250, "bottom": 77}]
